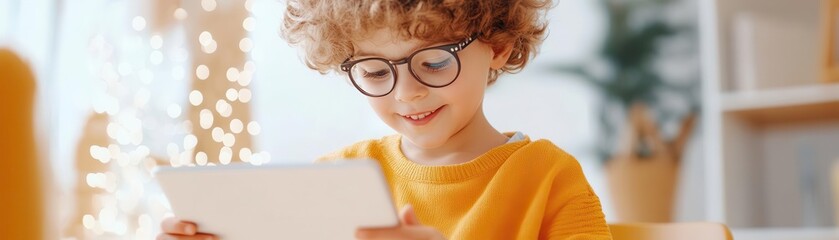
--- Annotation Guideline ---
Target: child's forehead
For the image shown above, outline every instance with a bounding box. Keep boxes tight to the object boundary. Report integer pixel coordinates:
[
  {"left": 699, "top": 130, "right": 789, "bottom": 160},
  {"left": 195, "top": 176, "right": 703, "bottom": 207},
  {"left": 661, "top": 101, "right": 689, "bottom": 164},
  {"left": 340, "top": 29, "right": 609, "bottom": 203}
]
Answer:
[{"left": 351, "top": 29, "right": 435, "bottom": 59}]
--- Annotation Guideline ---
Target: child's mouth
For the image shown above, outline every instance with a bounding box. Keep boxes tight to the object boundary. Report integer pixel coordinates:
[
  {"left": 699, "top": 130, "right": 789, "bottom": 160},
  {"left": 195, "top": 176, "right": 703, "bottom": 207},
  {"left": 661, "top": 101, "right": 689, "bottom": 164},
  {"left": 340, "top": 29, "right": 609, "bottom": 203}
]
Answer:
[{"left": 401, "top": 105, "right": 444, "bottom": 126}]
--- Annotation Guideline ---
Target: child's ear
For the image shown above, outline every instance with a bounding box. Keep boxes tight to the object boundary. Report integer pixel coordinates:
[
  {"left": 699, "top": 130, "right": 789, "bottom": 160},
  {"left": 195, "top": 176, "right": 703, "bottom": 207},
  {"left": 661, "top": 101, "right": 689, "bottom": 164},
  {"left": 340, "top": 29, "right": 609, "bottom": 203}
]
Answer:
[{"left": 489, "top": 43, "right": 514, "bottom": 70}]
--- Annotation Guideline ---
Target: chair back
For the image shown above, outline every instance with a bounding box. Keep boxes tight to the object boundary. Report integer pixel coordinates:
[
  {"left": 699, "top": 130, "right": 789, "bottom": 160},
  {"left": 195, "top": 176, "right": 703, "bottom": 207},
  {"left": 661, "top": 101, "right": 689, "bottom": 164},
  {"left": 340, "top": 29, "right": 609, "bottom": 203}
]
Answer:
[
  {"left": 609, "top": 222, "right": 733, "bottom": 240},
  {"left": 0, "top": 48, "right": 42, "bottom": 239}
]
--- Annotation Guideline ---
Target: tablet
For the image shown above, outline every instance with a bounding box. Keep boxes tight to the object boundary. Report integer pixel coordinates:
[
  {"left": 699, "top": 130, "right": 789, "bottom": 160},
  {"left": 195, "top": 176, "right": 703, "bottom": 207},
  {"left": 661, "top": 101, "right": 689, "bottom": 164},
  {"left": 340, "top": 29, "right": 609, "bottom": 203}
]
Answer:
[{"left": 153, "top": 159, "right": 399, "bottom": 240}]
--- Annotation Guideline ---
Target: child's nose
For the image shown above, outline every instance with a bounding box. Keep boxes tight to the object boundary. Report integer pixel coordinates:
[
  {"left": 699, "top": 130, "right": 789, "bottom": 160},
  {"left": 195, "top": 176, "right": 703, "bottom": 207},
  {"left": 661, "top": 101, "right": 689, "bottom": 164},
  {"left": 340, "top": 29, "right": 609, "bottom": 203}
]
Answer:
[{"left": 392, "top": 64, "right": 428, "bottom": 103}]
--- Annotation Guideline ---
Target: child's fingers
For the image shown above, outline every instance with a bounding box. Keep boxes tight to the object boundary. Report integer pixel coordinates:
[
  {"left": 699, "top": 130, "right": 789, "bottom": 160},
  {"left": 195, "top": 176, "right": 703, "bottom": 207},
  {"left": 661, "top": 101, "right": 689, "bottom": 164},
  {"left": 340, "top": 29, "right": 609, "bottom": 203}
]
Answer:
[
  {"left": 156, "top": 233, "right": 217, "bottom": 240},
  {"left": 160, "top": 217, "right": 197, "bottom": 235},
  {"left": 355, "top": 227, "right": 419, "bottom": 240},
  {"left": 399, "top": 204, "right": 420, "bottom": 226},
  {"left": 355, "top": 226, "right": 441, "bottom": 240}
]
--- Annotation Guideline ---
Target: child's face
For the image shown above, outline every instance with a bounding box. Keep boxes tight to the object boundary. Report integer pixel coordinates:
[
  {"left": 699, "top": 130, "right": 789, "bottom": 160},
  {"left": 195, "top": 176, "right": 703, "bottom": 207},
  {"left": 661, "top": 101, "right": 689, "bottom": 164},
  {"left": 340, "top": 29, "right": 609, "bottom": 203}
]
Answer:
[{"left": 352, "top": 29, "right": 496, "bottom": 149}]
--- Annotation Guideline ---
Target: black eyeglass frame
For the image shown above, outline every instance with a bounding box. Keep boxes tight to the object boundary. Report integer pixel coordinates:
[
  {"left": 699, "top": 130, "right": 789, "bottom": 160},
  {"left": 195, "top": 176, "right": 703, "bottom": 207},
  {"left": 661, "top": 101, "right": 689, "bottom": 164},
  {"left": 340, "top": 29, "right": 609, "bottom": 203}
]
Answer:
[{"left": 339, "top": 34, "right": 479, "bottom": 97}]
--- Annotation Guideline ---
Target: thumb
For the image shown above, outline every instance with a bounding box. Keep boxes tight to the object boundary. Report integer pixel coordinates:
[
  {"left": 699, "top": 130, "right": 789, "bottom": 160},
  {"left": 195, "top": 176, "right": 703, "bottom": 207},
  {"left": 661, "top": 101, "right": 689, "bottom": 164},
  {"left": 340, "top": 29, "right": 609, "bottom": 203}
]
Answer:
[{"left": 399, "top": 204, "right": 421, "bottom": 226}]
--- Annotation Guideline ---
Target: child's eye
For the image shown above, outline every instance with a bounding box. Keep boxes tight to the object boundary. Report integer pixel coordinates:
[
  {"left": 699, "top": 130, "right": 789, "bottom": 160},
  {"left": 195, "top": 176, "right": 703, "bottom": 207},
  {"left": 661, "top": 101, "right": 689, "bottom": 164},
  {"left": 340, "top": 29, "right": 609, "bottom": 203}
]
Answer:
[
  {"left": 361, "top": 69, "right": 391, "bottom": 80},
  {"left": 421, "top": 57, "right": 452, "bottom": 72}
]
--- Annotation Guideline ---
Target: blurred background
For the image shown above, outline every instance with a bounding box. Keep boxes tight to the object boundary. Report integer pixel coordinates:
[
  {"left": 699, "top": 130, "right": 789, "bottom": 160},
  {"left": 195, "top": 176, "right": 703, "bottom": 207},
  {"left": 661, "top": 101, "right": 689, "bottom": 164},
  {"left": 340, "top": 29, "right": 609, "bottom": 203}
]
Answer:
[{"left": 1, "top": 0, "right": 838, "bottom": 239}]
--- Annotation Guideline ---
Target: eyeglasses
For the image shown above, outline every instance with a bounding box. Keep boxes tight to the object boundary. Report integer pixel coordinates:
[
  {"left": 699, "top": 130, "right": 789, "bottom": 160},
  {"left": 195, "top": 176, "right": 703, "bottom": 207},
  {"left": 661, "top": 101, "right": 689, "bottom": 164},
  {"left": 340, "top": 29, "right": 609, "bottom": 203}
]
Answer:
[{"left": 340, "top": 34, "right": 478, "bottom": 97}]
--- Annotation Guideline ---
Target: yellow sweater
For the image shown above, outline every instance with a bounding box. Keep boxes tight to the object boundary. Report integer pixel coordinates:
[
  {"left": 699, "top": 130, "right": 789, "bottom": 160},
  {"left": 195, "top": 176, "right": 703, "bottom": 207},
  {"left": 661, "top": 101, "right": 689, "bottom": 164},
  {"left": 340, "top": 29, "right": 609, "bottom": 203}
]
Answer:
[{"left": 319, "top": 133, "right": 612, "bottom": 240}]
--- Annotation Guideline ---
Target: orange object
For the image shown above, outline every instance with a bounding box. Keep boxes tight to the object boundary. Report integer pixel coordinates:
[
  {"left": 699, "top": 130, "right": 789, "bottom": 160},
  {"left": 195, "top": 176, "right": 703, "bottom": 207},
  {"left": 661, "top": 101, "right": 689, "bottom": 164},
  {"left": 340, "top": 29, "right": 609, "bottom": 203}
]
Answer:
[
  {"left": 318, "top": 133, "right": 612, "bottom": 239},
  {"left": 0, "top": 49, "right": 43, "bottom": 239},
  {"left": 609, "top": 222, "right": 733, "bottom": 240},
  {"left": 607, "top": 104, "right": 694, "bottom": 222}
]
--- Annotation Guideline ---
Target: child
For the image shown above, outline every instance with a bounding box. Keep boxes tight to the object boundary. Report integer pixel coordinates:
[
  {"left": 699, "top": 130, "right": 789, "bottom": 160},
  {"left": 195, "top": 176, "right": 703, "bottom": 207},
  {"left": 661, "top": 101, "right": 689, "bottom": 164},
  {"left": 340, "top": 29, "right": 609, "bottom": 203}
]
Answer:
[{"left": 160, "top": 0, "right": 612, "bottom": 239}]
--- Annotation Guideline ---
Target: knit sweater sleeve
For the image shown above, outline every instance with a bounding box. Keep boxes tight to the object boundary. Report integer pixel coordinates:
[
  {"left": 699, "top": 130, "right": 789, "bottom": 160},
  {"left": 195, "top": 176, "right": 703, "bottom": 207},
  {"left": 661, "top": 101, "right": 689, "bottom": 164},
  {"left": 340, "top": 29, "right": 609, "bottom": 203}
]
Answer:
[
  {"left": 541, "top": 149, "right": 612, "bottom": 240},
  {"left": 546, "top": 192, "right": 612, "bottom": 239}
]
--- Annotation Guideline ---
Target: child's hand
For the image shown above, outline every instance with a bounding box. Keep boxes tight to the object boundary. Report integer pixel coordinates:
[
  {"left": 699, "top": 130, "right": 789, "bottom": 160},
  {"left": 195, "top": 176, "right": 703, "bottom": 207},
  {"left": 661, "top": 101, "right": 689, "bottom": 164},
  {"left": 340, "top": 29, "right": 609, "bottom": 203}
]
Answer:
[
  {"left": 157, "top": 217, "right": 217, "bottom": 240},
  {"left": 355, "top": 205, "right": 447, "bottom": 240}
]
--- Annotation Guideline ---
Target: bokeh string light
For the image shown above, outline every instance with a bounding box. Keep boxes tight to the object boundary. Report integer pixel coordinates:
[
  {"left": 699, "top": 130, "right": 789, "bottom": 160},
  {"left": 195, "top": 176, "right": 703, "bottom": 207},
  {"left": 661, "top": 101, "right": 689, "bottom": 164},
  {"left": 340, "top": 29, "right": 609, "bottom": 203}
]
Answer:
[{"left": 77, "top": 2, "right": 270, "bottom": 239}]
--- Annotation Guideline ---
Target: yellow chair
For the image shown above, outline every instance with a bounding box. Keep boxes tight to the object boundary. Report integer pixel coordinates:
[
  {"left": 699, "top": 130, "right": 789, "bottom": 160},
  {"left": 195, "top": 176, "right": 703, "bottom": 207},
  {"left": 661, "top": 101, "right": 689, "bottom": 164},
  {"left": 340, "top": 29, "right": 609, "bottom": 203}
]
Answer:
[
  {"left": 609, "top": 222, "right": 733, "bottom": 240},
  {"left": 0, "top": 48, "right": 43, "bottom": 239}
]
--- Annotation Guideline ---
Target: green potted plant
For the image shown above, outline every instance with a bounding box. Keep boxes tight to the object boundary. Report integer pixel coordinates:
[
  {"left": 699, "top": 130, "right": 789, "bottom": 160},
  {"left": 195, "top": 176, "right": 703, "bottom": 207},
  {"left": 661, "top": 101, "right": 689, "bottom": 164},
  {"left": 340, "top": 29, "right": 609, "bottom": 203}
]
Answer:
[{"left": 551, "top": 0, "right": 699, "bottom": 222}]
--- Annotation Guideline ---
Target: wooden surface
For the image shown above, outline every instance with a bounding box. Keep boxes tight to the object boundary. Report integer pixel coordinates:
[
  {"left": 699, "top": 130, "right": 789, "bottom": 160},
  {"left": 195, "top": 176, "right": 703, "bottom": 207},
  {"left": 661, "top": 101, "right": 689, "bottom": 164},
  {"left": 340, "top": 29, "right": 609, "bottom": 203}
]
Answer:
[
  {"left": 722, "top": 83, "right": 839, "bottom": 125},
  {"left": 728, "top": 100, "right": 839, "bottom": 125},
  {"left": 834, "top": 160, "right": 839, "bottom": 227},
  {"left": 609, "top": 222, "right": 733, "bottom": 240}
]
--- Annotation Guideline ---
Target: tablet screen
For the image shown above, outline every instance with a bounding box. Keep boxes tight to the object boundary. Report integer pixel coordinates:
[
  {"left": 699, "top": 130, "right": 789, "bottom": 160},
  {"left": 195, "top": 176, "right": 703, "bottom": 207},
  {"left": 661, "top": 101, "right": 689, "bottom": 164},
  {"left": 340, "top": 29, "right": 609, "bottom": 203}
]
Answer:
[{"left": 154, "top": 159, "right": 398, "bottom": 239}]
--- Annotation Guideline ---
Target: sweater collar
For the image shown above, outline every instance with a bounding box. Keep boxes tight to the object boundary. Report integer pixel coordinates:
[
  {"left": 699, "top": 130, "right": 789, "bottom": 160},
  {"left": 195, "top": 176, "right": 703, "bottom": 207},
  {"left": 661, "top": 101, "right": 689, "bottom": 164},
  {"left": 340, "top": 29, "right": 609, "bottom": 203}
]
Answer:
[{"left": 380, "top": 132, "right": 531, "bottom": 183}]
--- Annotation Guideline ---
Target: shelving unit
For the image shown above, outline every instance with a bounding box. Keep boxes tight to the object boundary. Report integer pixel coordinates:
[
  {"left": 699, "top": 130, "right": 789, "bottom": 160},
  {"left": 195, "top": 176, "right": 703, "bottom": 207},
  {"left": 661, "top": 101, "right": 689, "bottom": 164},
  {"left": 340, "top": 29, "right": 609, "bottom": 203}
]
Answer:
[
  {"left": 699, "top": 0, "right": 839, "bottom": 238},
  {"left": 722, "top": 84, "right": 839, "bottom": 125}
]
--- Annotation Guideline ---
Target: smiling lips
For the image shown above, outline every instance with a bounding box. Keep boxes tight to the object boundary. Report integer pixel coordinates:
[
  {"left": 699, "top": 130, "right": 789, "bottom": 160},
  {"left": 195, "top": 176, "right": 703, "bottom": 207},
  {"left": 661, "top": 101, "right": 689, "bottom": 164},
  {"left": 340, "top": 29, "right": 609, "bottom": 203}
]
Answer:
[
  {"left": 403, "top": 110, "right": 435, "bottom": 120},
  {"left": 400, "top": 106, "right": 444, "bottom": 125}
]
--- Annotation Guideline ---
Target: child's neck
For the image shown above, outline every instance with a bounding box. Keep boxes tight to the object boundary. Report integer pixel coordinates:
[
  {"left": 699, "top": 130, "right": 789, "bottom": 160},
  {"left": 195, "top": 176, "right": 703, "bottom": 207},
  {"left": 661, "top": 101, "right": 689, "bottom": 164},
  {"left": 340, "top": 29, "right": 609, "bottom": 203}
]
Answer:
[{"left": 400, "top": 108, "right": 509, "bottom": 166}]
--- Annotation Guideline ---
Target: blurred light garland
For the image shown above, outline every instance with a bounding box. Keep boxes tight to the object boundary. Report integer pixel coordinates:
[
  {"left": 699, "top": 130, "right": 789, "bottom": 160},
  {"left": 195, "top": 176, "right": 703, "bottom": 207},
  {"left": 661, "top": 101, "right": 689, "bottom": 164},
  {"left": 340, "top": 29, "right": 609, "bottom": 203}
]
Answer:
[{"left": 76, "top": 1, "right": 269, "bottom": 239}]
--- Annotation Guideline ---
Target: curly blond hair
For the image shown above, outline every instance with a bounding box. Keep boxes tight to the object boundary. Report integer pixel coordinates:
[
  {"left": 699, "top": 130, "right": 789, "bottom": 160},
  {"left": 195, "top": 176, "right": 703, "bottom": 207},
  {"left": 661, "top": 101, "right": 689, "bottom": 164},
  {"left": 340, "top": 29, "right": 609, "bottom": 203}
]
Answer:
[{"left": 281, "top": 0, "right": 552, "bottom": 83}]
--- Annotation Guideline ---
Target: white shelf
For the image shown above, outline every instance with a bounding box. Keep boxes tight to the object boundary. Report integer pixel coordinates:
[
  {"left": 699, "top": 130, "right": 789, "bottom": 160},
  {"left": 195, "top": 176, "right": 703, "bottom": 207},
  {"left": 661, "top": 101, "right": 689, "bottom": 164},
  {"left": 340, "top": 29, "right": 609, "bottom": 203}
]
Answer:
[
  {"left": 721, "top": 83, "right": 839, "bottom": 112},
  {"left": 732, "top": 228, "right": 839, "bottom": 240},
  {"left": 720, "top": 83, "right": 839, "bottom": 125}
]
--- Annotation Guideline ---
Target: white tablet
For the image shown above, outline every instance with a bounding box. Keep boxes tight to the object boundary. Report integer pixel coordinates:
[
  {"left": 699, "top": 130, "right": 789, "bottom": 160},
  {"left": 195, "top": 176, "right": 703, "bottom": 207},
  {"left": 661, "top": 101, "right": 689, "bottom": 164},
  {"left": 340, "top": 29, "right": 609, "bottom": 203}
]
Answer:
[{"left": 153, "top": 159, "right": 399, "bottom": 240}]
